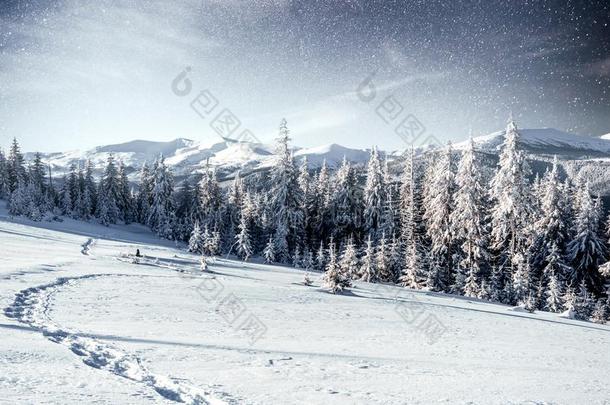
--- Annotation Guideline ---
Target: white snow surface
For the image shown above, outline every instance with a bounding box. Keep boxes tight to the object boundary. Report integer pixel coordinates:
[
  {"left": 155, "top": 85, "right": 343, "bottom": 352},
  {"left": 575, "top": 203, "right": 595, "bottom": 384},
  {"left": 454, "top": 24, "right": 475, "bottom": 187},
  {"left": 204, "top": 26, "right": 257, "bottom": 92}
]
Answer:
[{"left": 1, "top": 208, "right": 609, "bottom": 404}]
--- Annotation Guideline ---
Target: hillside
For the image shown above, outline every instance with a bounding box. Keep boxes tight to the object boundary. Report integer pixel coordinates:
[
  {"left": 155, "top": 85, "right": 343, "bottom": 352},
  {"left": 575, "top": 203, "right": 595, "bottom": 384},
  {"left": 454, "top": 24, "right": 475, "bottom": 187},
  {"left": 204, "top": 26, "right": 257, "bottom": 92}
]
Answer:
[{"left": 1, "top": 211, "right": 609, "bottom": 404}]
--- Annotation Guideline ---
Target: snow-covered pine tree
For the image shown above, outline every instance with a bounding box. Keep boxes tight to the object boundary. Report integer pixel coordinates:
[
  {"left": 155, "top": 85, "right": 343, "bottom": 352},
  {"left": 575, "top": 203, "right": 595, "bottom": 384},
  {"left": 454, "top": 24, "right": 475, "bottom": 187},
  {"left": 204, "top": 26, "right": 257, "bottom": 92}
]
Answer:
[
  {"left": 363, "top": 147, "right": 385, "bottom": 237},
  {"left": 359, "top": 234, "right": 377, "bottom": 282},
  {"left": 542, "top": 242, "right": 572, "bottom": 288},
  {"left": 198, "top": 164, "right": 223, "bottom": 231},
  {"left": 225, "top": 171, "right": 245, "bottom": 245},
  {"left": 82, "top": 160, "right": 97, "bottom": 217},
  {"left": 566, "top": 182, "right": 607, "bottom": 295},
  {"left": 530, "top": 156, "right": 570, "bottom": 282},
  {"left": 562, "top": 285, "right": 577, "bottom": 316},
  {"left": 315, "top": 240, "right": 326, "bottom": 271},
  {"left": 297, "top": 157, "right": 312, "bottom": 246},
  {"left": 7, "top": 138, "right": 27, "bottom": 193},
  {"left": 323, "top": 239, "right": 350, "bottom": 293},
  {"left": 0, "top": 148, "right": 9, "bottom": 199},
  {"left": 235, "top": 191, "right": 254, "bottom": 261},
  {"left": 303, "top": 271, "right": 313, "bottom": 286},
  {"left": 590, "top": 299, "right": 607, "bottom": 324},
  {"left": 60, "top": 175, "right": 73, "bottom": 216},
  {"left": 376, "top": 232, "right": 393, "bottom": 282},
  {"left": 269, "top": 119, "right": 304, "bottom": 261},
  {"left": 303, "top": 249, "right": 314, "bottom": 270},
  {"left": 174, "top": 178, "right": 194, "bottom": 240},
  {"left": 398, "top": 147, "right": 427, "bottom": 290},
  {"left": 400, "top": 240, "right": 426, "bottom": 289},
  {"left": 511, "top": 254, "right": 531, "bottom": 305},
  {"left": 8, "top": 177, "right": 32, "bottom": 218},
  {"left": 136, "top": 163, "right": 152, "bottom": 224},
  {"left": 28, "top": 152, "right": 49, "bottom": 214},
  {"left": 97, "top": 154, "right": 122, "bottom": 225},
  {"left": 463, "top": 267, "right": 479, "bottom": 298},
  {"left": 311, "top": 159, "right": 332, "bottom": 244},
  {"left": 117, "top": 162, "right": 134, "bottom": 224},
  {"left": 489, "top": 119, "right": 533, "bottom": 277},
  {"left": 450, "top": 137, "right": 488, "bottom": 295},
  {"left": 188, "top": 221, "right": 204, "bottom": 253},
  {"left": 263, "top": 236, "right": 276, "bottom": 263},
  {"left": 545, "top": 269, "right": 564, "bottom": 312},
  {"left": 147, "top": 156, "right": 175, "bottom": 238},
  {"left": 423, "top": 142, "right": 455, "bottom": 291},
  {"left": 339, "top": 236, "right": 359, "bottom": 280},
  {"left": 331, "top": 157, "right": 362, "bottom": 242},
  {"left": 574, "top": 279, "right": 593, "bottom": 320},
  {"left": 293, "top": 246, "right": 301, "bottom": 268},
  {"left": 488, "top": 265, "right": 503, "bottom": 302},
  {"left": 209, "top": 230, "right": 221, "bottom": 256},
  {"left": 380, "top": 159, "right": 397, "bottom": 237},
  {"left": 235, "top": 216, "right": 253, "bottom": 261},
  {"left": 388, "top": 233, "right": 402, "bottom": 282}
]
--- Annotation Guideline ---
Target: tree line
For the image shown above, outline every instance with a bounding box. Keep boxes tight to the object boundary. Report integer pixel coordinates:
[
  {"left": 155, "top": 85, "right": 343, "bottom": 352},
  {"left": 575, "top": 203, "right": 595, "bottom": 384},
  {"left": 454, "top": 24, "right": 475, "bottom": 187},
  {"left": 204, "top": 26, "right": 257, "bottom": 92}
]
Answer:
[{"left": 1, "top": 118, "right": 609, "bottom": 323}]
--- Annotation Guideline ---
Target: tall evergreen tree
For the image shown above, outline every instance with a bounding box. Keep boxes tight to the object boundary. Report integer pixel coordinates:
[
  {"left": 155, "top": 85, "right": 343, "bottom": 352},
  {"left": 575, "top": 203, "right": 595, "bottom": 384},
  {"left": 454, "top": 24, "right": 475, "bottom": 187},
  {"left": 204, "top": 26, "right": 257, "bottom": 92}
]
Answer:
[
  {"left": 97, "top": 154, "right": 122, "bottom": 225},
  {"left": 363, "top": 147, "right": 385, "bottom": 237},
  {"left": 423, "top": 142, "right": 455, "bottom": 291},
  {"left": 451, "top": 138, "right": 488, "bottom": 294},
  {"left": 566, "top": 182, "right": 607, "bottom": 295},
  {"left": 489, "top": 119, "right": 533, "bottom": 288},
  {"left": 269, "top": 119, "right": 303, "bottom": 261},
  {"left": 147, "top": 156, "right": 175, "bottom": 237},
  {"left": 331, "top": 157, "right": 361, "bottom": 241}
]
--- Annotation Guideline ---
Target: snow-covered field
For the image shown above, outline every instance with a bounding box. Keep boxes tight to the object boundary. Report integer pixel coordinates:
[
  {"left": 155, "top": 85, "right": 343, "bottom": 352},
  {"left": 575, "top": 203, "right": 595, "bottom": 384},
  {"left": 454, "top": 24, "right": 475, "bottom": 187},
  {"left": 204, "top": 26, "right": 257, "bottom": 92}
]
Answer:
[{"left": 1, "top": 209, "right": 609, "bottom": 404}]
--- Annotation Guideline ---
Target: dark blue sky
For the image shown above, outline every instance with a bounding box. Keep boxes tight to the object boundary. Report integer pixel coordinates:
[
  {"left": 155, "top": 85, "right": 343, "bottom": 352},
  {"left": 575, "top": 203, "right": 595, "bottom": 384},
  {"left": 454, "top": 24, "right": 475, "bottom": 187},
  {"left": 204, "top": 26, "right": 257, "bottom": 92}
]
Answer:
[{"left": 1, "top": 0, "right": 609, "bottom": 151}]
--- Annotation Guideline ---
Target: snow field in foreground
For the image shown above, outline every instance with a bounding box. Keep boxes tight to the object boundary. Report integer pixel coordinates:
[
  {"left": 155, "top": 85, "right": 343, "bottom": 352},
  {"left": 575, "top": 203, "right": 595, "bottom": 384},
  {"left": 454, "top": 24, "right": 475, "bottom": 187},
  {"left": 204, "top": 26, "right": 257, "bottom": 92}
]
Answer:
[{"left": 0, "top": 213, "right": 609, "bottom": 404}]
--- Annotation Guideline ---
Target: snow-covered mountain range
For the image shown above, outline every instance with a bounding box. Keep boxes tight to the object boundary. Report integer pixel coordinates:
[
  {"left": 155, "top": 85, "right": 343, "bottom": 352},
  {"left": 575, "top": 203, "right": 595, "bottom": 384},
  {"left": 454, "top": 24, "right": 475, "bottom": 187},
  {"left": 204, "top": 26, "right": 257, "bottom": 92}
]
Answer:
[
  {"left": 26, "top": 138, "right": 372, "bottom": 180},
  {"left": 26, "top": 127, "right": 610, "bottom": 184}
]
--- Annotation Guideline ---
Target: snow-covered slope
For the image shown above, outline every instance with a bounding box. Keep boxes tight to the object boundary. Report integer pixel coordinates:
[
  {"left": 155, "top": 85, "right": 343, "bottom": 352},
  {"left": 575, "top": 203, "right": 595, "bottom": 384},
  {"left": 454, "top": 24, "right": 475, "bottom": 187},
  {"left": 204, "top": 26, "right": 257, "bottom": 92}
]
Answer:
[
  {"left": 1, "top": 211, "right": 609, "bottom": 404},
  {"left": 454, "top": 128, "right": 610, "bottom": 158}
]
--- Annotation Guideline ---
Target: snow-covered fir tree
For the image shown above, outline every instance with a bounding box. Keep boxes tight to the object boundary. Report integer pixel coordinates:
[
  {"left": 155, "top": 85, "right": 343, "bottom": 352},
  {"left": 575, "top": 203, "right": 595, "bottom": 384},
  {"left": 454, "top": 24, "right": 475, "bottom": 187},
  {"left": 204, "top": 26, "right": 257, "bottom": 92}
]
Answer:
[
  {"left": 375, "top": 232, "right": 393, "bottom": 282},
  {"left": 323, "top": 239, "right": 350, "bottom": 293},
  {"left": 198, "top": 164, "right": 223, "bottom": 231},
  {"left": 590, "top": 299, "right": 607, "bottom": 324},
  {"left": 188, "top": 221, "right": 204, "bottom": 253},
  {"left": 331, "top": 157, "right": 361, "bottom": 242},
  {"left": 566, "top": 183, "right": 607, "bottom": 296},
  {"left": 400, "top": 240, "right": 426, "bottom": 289},
  {"left": 451, "top": 137, "right": 488, "bottom": 295},
  {"left": 147, "top": 156, "right": 175, "bottom": 237},
  {"left": 423, "top": 142, "right": 455, "bottom": 291},
  {"left": 269, "top": 119, "right": 304, "bottom": 262},
  {"left": 339, "top": 236, "right": 359, "bottom": 280},
  {"left": 363, "top": 147, "right": 385, "bottom": 237},
  {"left": 263, "top": 236, "right": 276, "bottom": 263},
  {"left": 235, "top": 191, "right": 255, "bottom": 261},
  {"left": 545, "top": 269, "right": 564, "bottom": 312},
  {"left": 315, "top": 240, "right": 326, "bottom": 271},
  {"left": 97, "top": 154, "right": 122, "bottom": 225},
  {"left": 489, "top": 119, "right": 533, "bottom": 296},
  {"left": 359, "top": 234, "right": 376, "bottom": 282},
  {"left": 136, "top": 163, "right": 153, "bottom": 224}
]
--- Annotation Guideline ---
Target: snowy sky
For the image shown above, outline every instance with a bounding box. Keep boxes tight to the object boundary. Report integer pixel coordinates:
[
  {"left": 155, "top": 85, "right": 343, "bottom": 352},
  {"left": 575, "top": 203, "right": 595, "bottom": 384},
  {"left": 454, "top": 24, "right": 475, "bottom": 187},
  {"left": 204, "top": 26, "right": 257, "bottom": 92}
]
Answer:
[{"left": 1, "top": 0, "right": 609, "bottom": 152}]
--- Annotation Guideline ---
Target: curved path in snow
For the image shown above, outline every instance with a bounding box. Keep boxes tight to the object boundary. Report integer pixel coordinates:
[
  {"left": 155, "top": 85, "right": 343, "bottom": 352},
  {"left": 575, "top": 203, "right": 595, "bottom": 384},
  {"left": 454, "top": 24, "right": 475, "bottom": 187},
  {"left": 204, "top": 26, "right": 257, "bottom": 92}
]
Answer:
[{"left": 4, "top": 270, "right": 236, "bottom": 405}]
